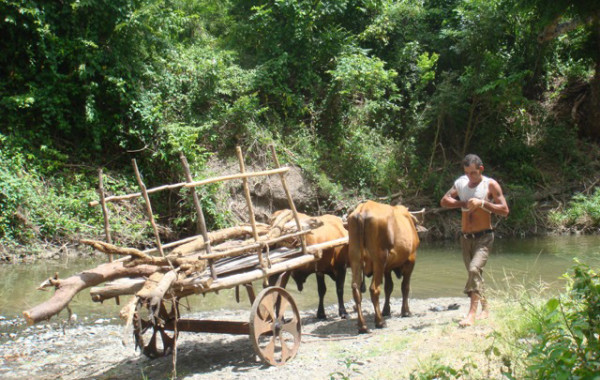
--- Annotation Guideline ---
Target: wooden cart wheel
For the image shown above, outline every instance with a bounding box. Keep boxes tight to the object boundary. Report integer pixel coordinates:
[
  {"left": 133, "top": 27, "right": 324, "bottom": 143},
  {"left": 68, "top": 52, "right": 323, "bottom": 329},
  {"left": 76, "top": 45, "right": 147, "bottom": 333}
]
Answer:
[
  {"left": 249, "top": 287, "right": 301, "bottom": 366},
  {"left": 133, "top": 297, "right": 179, "bottom": 358}
]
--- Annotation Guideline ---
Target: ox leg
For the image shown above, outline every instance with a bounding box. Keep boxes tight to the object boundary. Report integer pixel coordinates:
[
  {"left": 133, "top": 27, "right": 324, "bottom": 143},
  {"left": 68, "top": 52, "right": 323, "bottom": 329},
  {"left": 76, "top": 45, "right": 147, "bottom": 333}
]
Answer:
[
  {"left": 334, "top": 268, "right": 349, "bottom": 319},
  {"left": 370, "top": 264, "right": 385, "bottom": 328},
  {"left": 349, "top": 215, "right": 368, "bottom": 334},
  {"left": 350, "top": 259, "right": 368, "bottom": 333},
  {"left": 382, "top": 271, "right": 393, "bottom": 317},
  {"left": 316, "top": 273, "right": 327, "bottom": 319},
  {"left": 400, "top": 262, "right": 415, "bottom": 317}
]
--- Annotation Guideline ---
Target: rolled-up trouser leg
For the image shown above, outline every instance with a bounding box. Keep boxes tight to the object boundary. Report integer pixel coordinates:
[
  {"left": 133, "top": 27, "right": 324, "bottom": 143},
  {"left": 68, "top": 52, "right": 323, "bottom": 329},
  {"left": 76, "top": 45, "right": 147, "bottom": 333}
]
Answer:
[{"left": 461, "top": 233, "right": 494, "bottom": 296}]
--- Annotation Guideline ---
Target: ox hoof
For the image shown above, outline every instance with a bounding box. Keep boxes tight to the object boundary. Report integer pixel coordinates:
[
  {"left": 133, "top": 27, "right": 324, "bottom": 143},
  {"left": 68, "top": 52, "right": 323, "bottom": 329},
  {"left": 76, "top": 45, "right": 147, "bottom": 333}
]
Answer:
[
  {"left": 375, "top": 321, "right": 386, "bottom": 329},
  {"left": 339, "top": 312, "right": 349, "bottom": 320},
  {"left": 358, "top": 326, "right": 369, "bottom": 334},
  {"left": 382, "top": 309, "right": 391, "bottom": 317},
  {"left": 317, "top": 313, "right": 327, "bottom": 320},
  {"left": 401, "top": 311, "right": 412, "bottom": 318}
]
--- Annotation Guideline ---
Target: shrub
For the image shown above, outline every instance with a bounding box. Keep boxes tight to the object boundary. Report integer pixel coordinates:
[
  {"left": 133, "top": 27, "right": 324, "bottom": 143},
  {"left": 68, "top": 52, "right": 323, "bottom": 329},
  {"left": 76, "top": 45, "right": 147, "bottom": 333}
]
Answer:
[
  {"left": 0, "top": 133, "right": 153, "bottom": 248},
  {"left": 525, "top": 261, "right": 600, "bottom": 378},
  {"left": 549, "top": 188, "right": 600, "bottom": 231}
]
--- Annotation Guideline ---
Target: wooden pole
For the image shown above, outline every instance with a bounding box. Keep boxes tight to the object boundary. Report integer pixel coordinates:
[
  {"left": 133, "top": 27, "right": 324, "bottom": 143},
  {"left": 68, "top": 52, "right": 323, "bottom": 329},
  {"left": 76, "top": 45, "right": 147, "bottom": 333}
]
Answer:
[
  {"left": 269, "top": 145, "right": 307, "bottom": 255},
  {"left": 98, "top": 169, "right": 121, "bottom": 305},
  {"left": 179, "top": 152, "right": 216, "bottom": 280},
  {"left": 235, "top": 146, "right": 265, "bottom": 277},
  {"left": 98, "top": 169, "right": 113, "bottom": 256},
  {"left": 88, "top": 167, "right": 289, "bottom": 207},
  {"left": 131, "top": 159, "right": 167, "bottom": 259}
]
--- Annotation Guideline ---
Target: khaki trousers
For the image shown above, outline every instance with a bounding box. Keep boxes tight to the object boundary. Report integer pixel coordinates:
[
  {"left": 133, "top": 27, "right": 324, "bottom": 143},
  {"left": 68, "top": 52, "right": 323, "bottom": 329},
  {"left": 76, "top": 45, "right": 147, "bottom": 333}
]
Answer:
[{"left": 460, "top": 232, "right": 494, "bottom": 297}]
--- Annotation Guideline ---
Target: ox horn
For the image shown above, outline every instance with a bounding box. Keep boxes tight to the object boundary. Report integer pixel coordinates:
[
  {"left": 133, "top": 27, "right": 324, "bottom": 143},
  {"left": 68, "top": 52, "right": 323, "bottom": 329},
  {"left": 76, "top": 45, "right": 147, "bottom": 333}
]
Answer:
[{"left": 409, "top": 208, "right": 426, "bottom": 225}]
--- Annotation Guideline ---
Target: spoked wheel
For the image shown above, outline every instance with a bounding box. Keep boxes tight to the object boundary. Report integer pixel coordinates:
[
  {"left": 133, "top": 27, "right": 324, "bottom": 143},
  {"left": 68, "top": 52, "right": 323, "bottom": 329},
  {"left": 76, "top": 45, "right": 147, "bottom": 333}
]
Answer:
[
  {"left": 249, "top": 287, "right": 301, "bottom": 366},
  {"left": 133, "top": 297, "right": 179, "bottom": 358}
]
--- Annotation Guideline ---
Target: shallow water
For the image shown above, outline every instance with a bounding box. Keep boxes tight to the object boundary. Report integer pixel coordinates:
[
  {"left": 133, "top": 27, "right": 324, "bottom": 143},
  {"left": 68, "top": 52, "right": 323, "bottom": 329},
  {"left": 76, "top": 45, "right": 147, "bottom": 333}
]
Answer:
[{"left": 1, "top": 234, "right": 598, "bottom": 321}]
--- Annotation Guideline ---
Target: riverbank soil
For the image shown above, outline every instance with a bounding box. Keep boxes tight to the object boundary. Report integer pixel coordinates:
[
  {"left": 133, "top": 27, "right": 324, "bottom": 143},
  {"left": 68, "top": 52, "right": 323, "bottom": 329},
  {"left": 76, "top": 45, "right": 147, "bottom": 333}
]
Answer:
[{"left": 0, "top": 296, "right": 512, "bottom": 380}]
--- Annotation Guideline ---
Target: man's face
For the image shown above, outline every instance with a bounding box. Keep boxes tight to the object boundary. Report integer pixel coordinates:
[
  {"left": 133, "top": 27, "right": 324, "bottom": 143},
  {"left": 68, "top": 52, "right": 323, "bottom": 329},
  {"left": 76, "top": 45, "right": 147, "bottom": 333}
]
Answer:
[{"left": 463, "top": 163, "right": 483, "bottom": 185}]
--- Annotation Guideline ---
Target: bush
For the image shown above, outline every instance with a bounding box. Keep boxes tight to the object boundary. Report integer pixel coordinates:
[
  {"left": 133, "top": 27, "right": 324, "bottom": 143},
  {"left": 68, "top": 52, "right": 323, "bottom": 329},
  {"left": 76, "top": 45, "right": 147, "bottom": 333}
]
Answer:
[
  {"left": 0, "top": 133, "right": 153, "bottom": 248},
  {"left": 549, "top": 188, "right": 600, "bottom": 231},
  {"left": 0, "top": 137, "right": 97, "bottom": 245},
  {"left": 524, "top": 261, "right": 600, "bottom": 378}
]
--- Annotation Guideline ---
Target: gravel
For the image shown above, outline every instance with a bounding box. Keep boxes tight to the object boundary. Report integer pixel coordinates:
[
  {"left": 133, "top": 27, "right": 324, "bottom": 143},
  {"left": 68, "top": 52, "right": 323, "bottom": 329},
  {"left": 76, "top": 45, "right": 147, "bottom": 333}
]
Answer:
[{"left": 1, "top": 296, "right": 505, "bottom": 380}]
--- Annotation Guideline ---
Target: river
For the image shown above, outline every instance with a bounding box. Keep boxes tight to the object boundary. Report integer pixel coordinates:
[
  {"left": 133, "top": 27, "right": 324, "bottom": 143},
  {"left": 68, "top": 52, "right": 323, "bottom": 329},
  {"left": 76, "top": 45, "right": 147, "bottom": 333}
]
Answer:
[{"left": 1, "top": 234, "right": 599, "bottom": 321}]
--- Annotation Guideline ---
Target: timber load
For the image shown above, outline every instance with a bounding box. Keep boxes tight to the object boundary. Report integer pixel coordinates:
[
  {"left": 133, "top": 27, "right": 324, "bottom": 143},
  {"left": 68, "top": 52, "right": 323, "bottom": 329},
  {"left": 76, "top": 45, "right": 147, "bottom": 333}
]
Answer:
[{"left": 22, "top": 144, "right": 351, "bottom": 367}]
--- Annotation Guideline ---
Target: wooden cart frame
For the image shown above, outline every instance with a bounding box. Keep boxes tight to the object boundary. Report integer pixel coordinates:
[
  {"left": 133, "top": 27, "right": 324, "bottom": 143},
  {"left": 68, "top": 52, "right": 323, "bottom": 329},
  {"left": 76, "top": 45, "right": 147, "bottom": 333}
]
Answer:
[{"left": 88, "top": 145, "right": 347, "bottom": 366}]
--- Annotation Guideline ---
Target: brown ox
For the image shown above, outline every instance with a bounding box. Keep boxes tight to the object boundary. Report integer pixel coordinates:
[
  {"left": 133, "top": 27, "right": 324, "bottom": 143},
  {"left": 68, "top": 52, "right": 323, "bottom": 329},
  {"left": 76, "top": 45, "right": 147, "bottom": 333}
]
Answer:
[
  {"left": 270, "top": 211, "right": 349, "bottom": 319},
  {"left": 348, "top": 200, "right": 419, "bottom": 333}
]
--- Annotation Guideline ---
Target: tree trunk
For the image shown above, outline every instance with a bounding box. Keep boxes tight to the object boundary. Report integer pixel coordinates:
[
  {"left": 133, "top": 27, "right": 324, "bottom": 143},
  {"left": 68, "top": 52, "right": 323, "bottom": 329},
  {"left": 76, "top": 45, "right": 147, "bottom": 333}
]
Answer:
[
  {"left": 587, "top": 20, "right": 600, "bottom": 141},
  {"left": 23, "top": 261, "right": 163, "bottom": 325}
]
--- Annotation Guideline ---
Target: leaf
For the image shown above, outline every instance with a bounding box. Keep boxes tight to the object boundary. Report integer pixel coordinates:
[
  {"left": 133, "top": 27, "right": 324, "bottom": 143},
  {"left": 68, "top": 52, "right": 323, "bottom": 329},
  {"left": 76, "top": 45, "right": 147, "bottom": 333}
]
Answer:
[{"left": 546, "top": 298, "right": 560, "bottom": 313}]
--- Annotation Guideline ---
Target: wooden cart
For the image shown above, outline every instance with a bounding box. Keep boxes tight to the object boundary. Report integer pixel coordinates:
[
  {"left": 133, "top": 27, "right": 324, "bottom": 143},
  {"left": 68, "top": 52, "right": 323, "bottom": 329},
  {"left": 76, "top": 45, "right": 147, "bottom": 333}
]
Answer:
[{"left": 86, "top": 145, "right": 347, "bottom": 366}]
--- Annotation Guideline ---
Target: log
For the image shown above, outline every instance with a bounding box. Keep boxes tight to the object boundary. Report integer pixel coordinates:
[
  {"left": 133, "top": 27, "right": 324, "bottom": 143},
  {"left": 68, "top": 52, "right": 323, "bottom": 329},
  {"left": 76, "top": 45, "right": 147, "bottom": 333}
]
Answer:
[
  {"left": 80, "top": 239, "right": 206, "bottom": 273},
  {"left": 81, "top": 239, "right": 152, "bottom": 260},
  {"left": 23, "top": 261, "right": 163, "bottom": 325},
  {"left": 90, "top": 278, "right": 146, "bottom": 302},
  {"left": 136, "top": 269, "right": 179, "bottom": 301},
  {"left": 170, "top": 225, "right": 269, "bottom": 256},
  {"left": 175, "top": 237, "right": 348, "bottom": 294}
]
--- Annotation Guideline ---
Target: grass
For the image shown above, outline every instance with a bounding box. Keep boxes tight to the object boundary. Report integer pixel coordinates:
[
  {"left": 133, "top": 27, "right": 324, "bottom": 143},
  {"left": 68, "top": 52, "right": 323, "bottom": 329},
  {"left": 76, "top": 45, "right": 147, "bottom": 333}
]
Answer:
[{"left": 360, "top": 334, "right": 411, "bottom": 358}]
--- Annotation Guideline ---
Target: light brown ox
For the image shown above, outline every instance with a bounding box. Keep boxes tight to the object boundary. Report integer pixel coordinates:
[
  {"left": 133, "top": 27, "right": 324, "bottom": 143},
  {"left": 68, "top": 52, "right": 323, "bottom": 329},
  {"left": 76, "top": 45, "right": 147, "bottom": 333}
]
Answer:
[
  {"left": 270, "top": 211, "right": 349, "bottom": 319},
  {"left": 347, "top": 200, "right": 419, "bottom": 333}
]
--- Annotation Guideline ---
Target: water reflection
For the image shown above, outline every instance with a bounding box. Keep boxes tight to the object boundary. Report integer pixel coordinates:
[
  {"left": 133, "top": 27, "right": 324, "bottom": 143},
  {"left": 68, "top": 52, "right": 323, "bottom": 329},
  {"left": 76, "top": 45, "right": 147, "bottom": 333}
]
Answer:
[{"left": 1, "top": 235, "right": 598, "bottom": 321}]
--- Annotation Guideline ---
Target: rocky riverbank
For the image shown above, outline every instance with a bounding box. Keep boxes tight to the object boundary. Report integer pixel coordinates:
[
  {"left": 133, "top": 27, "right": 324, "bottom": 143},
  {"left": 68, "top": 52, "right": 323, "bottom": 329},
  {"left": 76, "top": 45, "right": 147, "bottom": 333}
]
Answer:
[{"left": 0, "top": 296, "right": 510, "bottom": 380}]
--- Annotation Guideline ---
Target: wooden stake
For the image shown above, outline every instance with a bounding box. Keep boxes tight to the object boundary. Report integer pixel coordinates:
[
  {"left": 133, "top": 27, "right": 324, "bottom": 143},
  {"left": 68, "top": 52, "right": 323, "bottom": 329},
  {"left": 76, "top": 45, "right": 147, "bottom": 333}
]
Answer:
[
  {"left": 269, "top": 145, "right": 307, "bottom": 255},
  {"left": 131, "top": 159, "right": 166, "bottom": 259},
  {"left": 235, "top": 146, "right": 265, "bottom": 277},
  {"left": 179, "top": 152, "right": 216, "bottom": 280},
  {"left": 98, "top": 169, "right": 121, "bottom": 305},
  {"left": 98, "top": 169, "right": 113, "bottom": 256}
]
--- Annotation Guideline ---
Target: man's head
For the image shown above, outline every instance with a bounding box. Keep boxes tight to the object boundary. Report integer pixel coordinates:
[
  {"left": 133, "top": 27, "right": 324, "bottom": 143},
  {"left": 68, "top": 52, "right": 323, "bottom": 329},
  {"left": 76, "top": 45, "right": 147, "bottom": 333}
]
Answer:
[
  {"left": 462, "top": 154, "right": 484, "bottom": 185},
  {"left": 462, "top": 154, "right": 483, "bottom": 168}
]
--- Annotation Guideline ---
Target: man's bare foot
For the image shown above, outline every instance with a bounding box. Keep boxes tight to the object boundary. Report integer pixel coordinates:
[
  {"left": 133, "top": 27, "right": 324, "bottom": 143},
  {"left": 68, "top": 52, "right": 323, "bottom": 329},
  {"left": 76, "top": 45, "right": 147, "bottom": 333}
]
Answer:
[
  {"left": 476, "top": 310, "right": 489, "bottom": 320},
  {"left": 459, "top": 314, "right": 475, "bottom": 327}
]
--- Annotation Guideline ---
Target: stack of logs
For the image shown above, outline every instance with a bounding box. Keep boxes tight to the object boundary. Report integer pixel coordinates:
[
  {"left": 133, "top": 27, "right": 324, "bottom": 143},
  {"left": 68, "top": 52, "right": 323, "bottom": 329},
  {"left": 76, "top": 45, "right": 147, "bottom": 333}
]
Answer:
[
  {"left": 22, "top": 209, "right": 323, "bottom": 325},
  {"left": 22, "top": 145, "right": 350, "bottom": 328}
]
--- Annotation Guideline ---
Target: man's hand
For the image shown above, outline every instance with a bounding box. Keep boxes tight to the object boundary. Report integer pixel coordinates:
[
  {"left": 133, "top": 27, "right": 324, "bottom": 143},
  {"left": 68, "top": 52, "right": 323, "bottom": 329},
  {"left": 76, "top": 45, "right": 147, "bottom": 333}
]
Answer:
[{"left": 466, "top": 198, "right": 484, "bottom": 213}]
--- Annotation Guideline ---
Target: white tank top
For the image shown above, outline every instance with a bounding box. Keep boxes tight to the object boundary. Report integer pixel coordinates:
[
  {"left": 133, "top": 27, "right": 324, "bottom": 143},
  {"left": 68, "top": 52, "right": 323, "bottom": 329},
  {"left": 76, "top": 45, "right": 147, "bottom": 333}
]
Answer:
[{"left": 454, "top": 175, "right": 490, "bottom": 211}]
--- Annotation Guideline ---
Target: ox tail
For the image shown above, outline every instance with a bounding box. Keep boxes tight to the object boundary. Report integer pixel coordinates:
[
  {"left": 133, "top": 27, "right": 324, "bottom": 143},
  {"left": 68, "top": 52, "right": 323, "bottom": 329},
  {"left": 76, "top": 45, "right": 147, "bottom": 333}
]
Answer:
[{"left": 356, "top": 213, "right": 367, "bottom": 293}]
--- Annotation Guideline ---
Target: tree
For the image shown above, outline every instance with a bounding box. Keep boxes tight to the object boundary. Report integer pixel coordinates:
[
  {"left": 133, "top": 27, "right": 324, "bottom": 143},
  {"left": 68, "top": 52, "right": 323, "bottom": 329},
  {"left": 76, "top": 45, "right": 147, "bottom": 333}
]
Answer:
[{"left": 521, "top": 0, "right": 600, "bottom": 141}]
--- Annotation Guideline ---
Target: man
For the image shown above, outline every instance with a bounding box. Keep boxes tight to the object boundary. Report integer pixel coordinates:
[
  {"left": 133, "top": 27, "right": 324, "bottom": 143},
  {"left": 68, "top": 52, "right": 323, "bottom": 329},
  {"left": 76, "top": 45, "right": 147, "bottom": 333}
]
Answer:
[{"left": 440, "top": 154, "right": 509, "bottom": 327}]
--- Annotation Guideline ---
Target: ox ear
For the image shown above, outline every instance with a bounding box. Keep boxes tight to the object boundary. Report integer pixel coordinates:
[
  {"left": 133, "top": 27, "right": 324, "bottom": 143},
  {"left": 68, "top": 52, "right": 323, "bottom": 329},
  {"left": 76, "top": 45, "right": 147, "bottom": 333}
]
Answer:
[{"left": 415, "top": 224, "right": 428, "bottom": 233}]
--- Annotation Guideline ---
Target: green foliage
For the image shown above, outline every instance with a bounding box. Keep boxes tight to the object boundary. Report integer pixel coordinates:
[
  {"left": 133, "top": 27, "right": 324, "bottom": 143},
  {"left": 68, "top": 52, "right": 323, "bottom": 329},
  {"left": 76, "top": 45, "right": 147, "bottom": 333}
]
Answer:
[
  {"left": 502, "top": 184, "right": 537, "bottom": 232},
  {"left": 0, "top": 134, "right": 99, "bottom": 245},
  {"left": 329, "top": 357, "right": 362, "bottom": 380},
  {"left": 525, "top": 261, "right": 600, "bottom": 378},
  {"left": 549, "top": 188, "right": 600, "bottom": 231},
  {"left": 0, "top": 133, "right": 155, "bottom": 248},
  {"left": 329, "top": 47, "right": 398, "bottom": 100},
  {"left": 1, "top": 0, "right": 600, "bottom": 248},
  {"left": 409, "top": 358, "right": 476, "bottom": 380}
]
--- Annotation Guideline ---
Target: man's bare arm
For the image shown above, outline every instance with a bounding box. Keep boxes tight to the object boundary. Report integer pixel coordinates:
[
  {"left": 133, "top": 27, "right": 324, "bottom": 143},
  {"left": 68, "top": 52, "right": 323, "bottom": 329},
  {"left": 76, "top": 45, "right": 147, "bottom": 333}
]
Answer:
[
  {"left": 484, "top": 180, "right": 509, "bottom": 217},
  {"left": 440, "top": 186, "right": 466, "bottom": 209}
]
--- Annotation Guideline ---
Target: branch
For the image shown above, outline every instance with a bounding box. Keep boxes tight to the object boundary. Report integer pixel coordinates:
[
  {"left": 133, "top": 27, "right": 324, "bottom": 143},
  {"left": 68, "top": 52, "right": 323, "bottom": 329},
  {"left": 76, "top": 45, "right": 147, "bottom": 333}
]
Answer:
[{"left": 23, "top": 261, "right": 163, "bottom": 325}]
